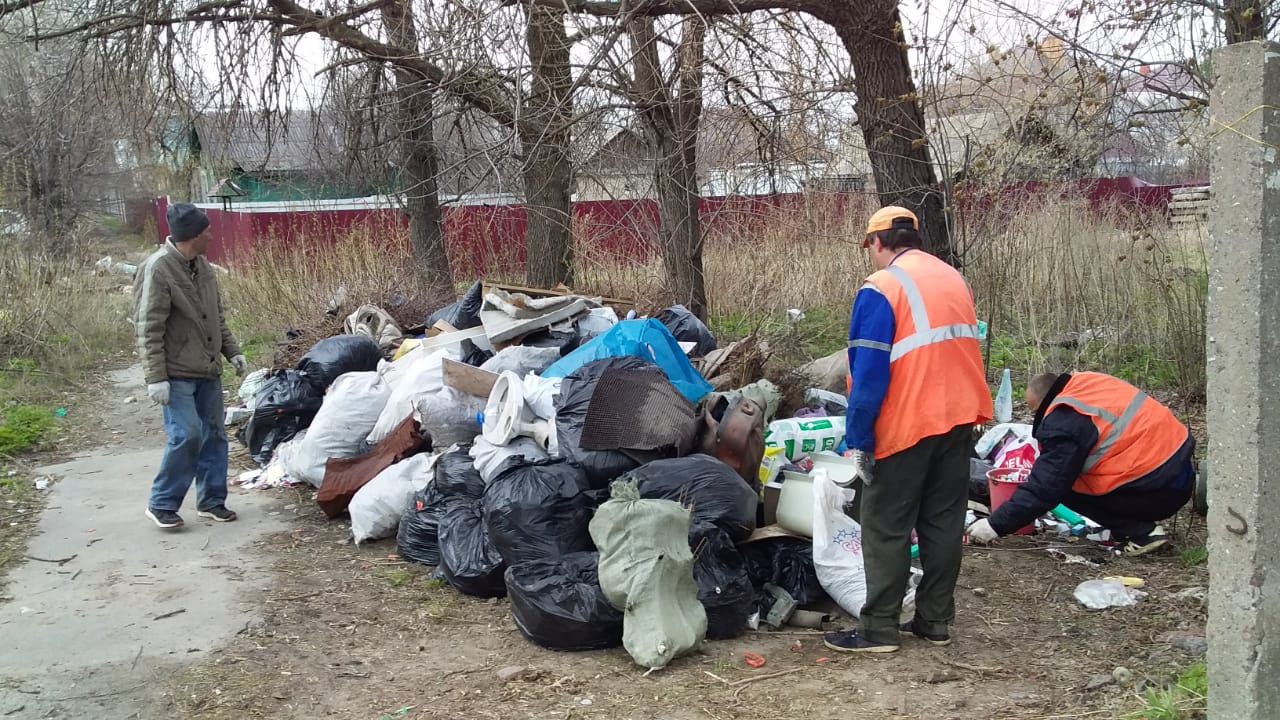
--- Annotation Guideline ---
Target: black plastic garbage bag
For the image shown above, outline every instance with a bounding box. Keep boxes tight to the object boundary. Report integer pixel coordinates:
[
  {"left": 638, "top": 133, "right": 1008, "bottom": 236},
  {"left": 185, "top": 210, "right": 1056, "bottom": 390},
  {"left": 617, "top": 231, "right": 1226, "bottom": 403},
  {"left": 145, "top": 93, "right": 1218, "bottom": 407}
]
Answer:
[
  {"left": 554, "top": 357, "right": 654, "bottom": 488},
  {"left": 295, "top": 334, "right": 382, "bottom": 391},
  {"left": 626, "top": 454, "right": 758, "bottom": 542},
  {"left": 970, "top": 458, "right": 994, "bottom": 506},
  {"left": 243, "top": 369, "right": 325, "bottom": 465},
  {"left": 740, "top": 537, "right": 826, "bottom": 607},
  {"left": 691, "top": 522, "right": 753, "bottom": 640},
  {"left": 438, "top": 499, "right": 507, "bottom": 598},
  {"left": 396, "top": 484, "right": 445, "bottom": 566},
  {"left": 505, "top": 552, "right": 623, "bottom": 652},
  {"left": 483, "top": 457, "right": 594, "bottom": 566},
  {"left": 435, "top": 447, "right": 486, "bottom": 499},
  {"left": 426, "top": 280, "right": 484, "bottom": 330},
  {"left": 658, "top": 304, "right": 717, "bottom": 357}
]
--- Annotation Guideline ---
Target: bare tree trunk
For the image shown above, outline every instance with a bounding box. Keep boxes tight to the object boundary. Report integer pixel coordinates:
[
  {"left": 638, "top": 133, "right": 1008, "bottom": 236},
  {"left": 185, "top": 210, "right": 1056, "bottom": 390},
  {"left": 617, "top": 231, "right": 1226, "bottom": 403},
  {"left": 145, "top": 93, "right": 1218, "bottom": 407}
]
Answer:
[
  {"left": 381, "top": 0, "right": 452, "bottom": 298},
  {"left": 522, "top": 4, "right": 574, "bottom": 288},
  {"left": 833, "top": 3, "right": 955, "bottom": 264},
  {"left": 632, "top": 17, "right": 709, "bottom": 319},
  {"left": 1224, "top": 0, "right": 1266, "bottom": 43}
]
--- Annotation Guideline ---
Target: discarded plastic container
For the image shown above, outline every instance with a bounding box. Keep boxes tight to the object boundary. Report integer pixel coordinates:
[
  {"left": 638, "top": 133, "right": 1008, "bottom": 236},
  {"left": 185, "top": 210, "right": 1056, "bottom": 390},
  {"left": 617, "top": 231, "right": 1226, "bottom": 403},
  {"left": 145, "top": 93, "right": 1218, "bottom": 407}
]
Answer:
[
  {"left": 1074, "top": 578, "right": 1145, "bottom": 609},
  {"left": 987, "top": 467, "right": 1034, "bottom": 535},
  {"left": 994, "top": 369, "right": 1013, "bottom": 423}
]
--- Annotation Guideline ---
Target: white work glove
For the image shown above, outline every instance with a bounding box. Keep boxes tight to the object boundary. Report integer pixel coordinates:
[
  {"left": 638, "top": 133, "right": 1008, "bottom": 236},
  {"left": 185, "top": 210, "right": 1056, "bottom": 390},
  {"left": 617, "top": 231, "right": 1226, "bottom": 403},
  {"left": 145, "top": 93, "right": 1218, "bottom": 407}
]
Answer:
[
  {"left": 853, "top": 449, "right": 875, "bottom": 485},
  {"left": 147, "top": 381, "right": 170, "bottom": 406},
  {"left": 231, "top": 355, "right": 250, "bottom": 377},
  {"left": 967, "top": 518, "right": 999, "bottom": 545}
]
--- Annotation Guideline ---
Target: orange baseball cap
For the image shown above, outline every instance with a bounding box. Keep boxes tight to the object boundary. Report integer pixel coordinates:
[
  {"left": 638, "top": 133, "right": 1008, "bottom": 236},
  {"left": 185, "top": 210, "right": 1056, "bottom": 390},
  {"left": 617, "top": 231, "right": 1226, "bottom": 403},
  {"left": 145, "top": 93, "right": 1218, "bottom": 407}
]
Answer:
[{"left": 863, "top": 206, "right": 919, "bottom": 247}]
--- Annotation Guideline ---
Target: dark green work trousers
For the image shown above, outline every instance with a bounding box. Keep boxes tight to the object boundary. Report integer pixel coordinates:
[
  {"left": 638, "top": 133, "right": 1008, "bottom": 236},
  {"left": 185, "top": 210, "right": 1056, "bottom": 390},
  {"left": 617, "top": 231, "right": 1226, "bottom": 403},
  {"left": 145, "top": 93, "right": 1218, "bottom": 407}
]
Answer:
[{"left": 856, "top": 423, "right": 972, "bottom": 644}]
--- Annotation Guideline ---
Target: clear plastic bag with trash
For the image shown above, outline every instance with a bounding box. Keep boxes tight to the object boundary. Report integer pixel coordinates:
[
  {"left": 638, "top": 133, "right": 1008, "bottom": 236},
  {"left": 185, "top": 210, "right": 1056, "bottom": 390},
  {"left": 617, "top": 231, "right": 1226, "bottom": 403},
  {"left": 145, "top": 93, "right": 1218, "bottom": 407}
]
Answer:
[{"left": 1074, "top": 579, "right": 1147, "bottom": 609}]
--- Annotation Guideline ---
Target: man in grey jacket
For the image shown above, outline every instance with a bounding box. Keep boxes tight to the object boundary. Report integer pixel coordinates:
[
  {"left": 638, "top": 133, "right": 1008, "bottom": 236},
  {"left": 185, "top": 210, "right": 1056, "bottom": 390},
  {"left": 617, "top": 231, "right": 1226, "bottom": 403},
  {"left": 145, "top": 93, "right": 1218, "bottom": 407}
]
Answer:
[{"left": 134, "top": 202, "right": 248, "bottom": 529}]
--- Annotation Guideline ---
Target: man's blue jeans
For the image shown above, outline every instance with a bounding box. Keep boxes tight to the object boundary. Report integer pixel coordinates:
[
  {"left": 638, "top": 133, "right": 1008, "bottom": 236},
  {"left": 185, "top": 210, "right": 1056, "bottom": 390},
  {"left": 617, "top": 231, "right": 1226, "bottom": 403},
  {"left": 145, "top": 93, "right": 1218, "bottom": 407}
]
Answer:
[{"left": 149, "top": 378, "right": 228, "bottom": 512}]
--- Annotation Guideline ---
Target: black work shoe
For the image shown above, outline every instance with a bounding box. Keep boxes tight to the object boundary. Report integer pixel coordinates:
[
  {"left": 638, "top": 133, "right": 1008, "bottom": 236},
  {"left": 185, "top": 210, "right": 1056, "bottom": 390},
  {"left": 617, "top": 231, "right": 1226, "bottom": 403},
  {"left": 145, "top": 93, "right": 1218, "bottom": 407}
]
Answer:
[
  {"left": 899, "top": 620, "right": 953, "bottom": 647},
  {"left": 823, "top": 629, "right": 899, "bottom": 654},
  {"left": 1122, "top": 525, "right": 1168, "bottom": 556},
  {"left": 146, "top": 507, "right": 184, "bottom": 529},
  {"left": 197, "top": 505, "right": 238, "bottom": 522}
]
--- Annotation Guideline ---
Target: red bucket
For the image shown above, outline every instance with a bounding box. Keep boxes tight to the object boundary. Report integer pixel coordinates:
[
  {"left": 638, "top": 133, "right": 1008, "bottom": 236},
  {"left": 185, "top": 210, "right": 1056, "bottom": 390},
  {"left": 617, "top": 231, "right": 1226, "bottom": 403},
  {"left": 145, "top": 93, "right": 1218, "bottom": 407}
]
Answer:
[{"left": 987, "top": 467, "right": 1034, "bottom": 535}]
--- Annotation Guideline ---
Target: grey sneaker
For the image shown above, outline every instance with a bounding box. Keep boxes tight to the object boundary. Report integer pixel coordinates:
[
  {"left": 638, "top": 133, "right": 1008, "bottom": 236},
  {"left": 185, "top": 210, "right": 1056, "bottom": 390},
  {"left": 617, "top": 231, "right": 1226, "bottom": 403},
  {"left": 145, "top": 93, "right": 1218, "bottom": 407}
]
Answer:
[
  {"left": 823, "top": 629, "right": 899, "bottom": 654},
  {"left": 900, "top": 620, "right": 953, "bottom": 647},
  {"left": 197, "top": 505, "right": 238, "bottom": 522},
  {"left": 146, "top": 507, "right": 184, "bottom": 529}
]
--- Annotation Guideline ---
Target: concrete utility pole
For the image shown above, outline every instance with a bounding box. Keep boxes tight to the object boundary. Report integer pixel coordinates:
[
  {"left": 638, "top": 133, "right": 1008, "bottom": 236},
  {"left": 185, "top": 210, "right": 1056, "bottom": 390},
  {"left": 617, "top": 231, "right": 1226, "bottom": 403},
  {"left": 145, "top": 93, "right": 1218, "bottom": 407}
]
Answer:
[{"left": 1206, "top": 40, "right": 1280, "bottom": 720}]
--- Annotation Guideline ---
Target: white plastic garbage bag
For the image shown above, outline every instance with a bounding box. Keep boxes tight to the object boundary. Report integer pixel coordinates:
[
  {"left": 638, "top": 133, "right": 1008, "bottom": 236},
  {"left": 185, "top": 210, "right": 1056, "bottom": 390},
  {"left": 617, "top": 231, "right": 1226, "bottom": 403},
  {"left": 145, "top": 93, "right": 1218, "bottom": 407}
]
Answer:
[
  {"left": 470, "top": 436, "right": 549, "bottom": 483},
  {"left": 280, "top": 371, "right": 392, "bottom": 487},
  {"left": 812, "top": 468, "right": 920, "bottom": 621},
  {"left": 479, "top": 345, "right": 561, "bottom": 377},
  {"left": 1074, "top": 579, "right": 1147, "bottom": 609},
  {"left": 368, "top": 348, "right": 453, "bottom": 444},
  {"left": 522, "top": 373, "right": 562, "bottom": 421},
  {"left": 350, "top": 453, "right": 438, "bottom": 544}
]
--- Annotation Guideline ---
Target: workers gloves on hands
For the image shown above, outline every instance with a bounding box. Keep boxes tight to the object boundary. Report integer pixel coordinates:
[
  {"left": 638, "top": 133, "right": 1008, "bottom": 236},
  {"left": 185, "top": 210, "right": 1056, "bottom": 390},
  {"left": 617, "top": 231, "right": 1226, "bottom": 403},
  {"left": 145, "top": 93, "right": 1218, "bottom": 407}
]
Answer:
[
  {"left": 852, "top": 449, "right": 875, "bottom": 485},
  {"left": 967, "top": 518, "right": 999, "bottom": 545},
  {"left": 147, "top": 382, "right": 170, "bottom": 406},
  {"left": 231, "top": 355, "right": 250, "bottom": 377}
]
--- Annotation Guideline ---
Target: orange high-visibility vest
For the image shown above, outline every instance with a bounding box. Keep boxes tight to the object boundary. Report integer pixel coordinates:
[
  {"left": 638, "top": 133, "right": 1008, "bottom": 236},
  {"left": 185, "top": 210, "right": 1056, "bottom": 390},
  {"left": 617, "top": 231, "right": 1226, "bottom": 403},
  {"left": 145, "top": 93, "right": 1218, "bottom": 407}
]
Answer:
[
  {"left": 863, "top": 250, "right": 993, "bottom": 459},
  {"left": 1046, "top": 372, "right": 1190, "bottom": 495}
]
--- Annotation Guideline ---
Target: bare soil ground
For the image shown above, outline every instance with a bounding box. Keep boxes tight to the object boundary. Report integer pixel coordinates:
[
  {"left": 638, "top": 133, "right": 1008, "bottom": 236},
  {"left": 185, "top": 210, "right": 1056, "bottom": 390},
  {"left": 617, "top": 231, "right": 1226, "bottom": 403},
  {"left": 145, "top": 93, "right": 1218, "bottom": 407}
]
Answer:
[{"left": 163, "top": 485, "right": 1209, "bottom": 720}]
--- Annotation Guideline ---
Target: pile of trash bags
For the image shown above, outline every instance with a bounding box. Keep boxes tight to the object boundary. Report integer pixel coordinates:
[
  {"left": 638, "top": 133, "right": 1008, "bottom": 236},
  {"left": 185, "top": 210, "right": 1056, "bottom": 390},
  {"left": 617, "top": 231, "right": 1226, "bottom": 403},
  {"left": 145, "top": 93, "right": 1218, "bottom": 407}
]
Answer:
[{"left": 225, "top": 286, "right": 858, "bottom": 669}]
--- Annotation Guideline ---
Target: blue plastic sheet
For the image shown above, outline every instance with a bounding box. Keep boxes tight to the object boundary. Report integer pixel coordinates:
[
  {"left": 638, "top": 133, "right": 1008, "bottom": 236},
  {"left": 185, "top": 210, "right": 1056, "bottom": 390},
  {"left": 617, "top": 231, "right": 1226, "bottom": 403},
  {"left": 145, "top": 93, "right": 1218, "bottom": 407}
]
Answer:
[{"left": 542, "top": 319, "right": 713, "bottom": 403}]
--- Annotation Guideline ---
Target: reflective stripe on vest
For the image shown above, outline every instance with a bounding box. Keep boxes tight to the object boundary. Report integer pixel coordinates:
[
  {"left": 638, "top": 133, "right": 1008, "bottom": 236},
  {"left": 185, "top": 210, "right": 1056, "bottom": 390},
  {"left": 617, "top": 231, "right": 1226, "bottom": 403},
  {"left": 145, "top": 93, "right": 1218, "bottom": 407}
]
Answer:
[
  {"left": 1055, "top": 389, "right": 1150, "bottom": 472},
  {"left": 883, "top": 264, "right": 981, "bottom": 362}
]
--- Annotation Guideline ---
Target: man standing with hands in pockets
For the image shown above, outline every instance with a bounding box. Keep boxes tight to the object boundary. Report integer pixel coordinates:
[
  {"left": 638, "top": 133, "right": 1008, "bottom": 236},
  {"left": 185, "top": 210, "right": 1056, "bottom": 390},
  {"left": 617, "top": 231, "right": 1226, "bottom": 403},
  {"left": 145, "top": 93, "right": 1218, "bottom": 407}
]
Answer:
[{"left": 134, "top": 202, "right": 249, "bottom": 529}]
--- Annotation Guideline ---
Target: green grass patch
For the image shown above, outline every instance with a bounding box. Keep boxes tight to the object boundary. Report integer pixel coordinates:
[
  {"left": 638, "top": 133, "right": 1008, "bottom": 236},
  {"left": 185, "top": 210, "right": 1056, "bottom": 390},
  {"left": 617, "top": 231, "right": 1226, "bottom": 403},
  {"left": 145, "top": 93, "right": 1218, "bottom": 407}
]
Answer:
[
  {"left": 1127, "top": 661, "right": 1207, "bottom": 720},
  {"left": 0, "top": 405, "right": 57, "bottom": 456},
  {"left": 1179, "top": 545, "right": 1208, "bottom": 568}
]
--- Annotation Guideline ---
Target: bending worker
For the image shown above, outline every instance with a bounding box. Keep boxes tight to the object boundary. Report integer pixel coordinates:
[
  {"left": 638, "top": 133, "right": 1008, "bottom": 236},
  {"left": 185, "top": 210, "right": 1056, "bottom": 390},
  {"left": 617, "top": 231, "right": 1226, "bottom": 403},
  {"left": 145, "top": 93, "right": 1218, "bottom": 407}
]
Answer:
[
  {"left": 968, "top": 371, "right": 1195, "bottom": 556},
  {"left": 824, "top": 206, "right": 992, "bottom": 654}
]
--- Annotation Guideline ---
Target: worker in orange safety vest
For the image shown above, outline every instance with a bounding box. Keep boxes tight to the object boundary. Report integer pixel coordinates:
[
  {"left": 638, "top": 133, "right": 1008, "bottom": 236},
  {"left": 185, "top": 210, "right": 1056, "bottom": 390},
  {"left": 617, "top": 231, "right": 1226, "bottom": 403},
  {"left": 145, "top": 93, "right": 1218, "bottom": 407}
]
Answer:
[
  {"left": 967, "top": 371, "right": 1195, "bottom": 556},
  {"left": 823, "top": 206, "right": 993, "bottom": 655}
]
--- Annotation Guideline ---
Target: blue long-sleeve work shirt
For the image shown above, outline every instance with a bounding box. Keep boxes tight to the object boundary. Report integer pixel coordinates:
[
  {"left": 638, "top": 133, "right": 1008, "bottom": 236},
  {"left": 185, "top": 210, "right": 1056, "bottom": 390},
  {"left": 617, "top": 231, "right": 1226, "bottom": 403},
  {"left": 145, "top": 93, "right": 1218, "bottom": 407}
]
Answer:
[{"left": 844, "top": 280, "right": 896, "bottom": 453}]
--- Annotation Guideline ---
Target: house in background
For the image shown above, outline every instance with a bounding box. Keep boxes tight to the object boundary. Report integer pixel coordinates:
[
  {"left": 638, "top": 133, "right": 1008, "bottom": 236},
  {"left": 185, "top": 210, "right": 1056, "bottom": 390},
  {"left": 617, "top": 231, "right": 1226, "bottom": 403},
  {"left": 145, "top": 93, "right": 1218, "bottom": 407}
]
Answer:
[{"left": 575, "top": 106, "right": 872, "bottom": 201}]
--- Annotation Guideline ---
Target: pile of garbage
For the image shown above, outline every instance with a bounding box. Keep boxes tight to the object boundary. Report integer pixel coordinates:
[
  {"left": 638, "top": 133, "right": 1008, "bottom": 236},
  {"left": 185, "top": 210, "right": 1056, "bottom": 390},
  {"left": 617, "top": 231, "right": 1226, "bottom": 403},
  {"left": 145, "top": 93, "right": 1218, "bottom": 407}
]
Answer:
[{"left": 223, "top": 284, "right": 917, "bottom": 670}]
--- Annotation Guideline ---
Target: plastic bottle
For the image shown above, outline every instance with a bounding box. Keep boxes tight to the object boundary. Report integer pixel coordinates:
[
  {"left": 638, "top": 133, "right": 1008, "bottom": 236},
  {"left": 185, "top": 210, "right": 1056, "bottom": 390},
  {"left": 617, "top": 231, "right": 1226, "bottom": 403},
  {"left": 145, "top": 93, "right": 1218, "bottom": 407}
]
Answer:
[{"left": 994, "top": 368, "right": 1013, "bottom": 423}]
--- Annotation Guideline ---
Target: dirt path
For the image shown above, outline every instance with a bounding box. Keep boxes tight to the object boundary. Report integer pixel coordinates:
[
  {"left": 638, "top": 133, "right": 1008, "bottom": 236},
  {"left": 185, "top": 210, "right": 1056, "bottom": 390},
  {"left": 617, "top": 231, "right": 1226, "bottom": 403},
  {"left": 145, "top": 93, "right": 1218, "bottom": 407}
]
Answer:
[{"left": 0, "top": 366, "right": 287, "bottom": 720}]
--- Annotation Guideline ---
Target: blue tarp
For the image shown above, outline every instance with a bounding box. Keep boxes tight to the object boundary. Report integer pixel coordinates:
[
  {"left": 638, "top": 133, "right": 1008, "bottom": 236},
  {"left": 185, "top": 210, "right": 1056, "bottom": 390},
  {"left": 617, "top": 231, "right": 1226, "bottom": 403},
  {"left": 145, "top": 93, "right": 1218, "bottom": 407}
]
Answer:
[{"left": 542, "top": 319, "right": 713, "bottom": 403}]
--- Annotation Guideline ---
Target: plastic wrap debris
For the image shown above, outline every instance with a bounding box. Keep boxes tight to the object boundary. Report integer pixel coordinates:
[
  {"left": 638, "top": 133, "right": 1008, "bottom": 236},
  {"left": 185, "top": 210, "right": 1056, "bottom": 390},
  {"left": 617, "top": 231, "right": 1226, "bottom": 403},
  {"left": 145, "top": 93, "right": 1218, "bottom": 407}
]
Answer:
[
  {"left": 224, "top": 407, "right": 251, "bottom": 426},
  {"left": 804, "top": 388, "right": 848, "bottom": 416},
  {"left": 350, "top": 453, "right": 437, "bottom": 544},
  {"left": 438, "top": 498, "right": 508, "bottom": 598},
  {"left": 278, "top": 371, "right": 392, "bottom": 487},
  {"left": 543, "top": 319, "right": 713, "bottom": 404},
  {"left": 690, "top": 522, "right": 753, "bottom": 640},
  {"left": 576, "top": 306, "right": 619, "bottom": 341},
  {"left": 590, "top": 480, "right": 706, "bottom": 670},
  {"left": 238, "top": 369, "right": 270, "bottom": 409},
  {"left": 242, "top": 369, "right": 325, "bottom": 466},
  {"left": 505, "top": 552, "right": 624, "bottom": 652},
  {"left": 1074, "top": 579, "right": 1146, "bottom": 609},
  {"left": 522, "top": 373, "right": 562, "bottom": 420},
  {"left": 658, "top": 305, "right": 717, "bottom": 357},
  {"left": 479, "top": 345, "right": 562, "bottom": 378},
  {"left": 368, "top": 348, "right": 453, "bottom": 445},
  {"left": 344, "top": 304, "right": 404, "bottom": 351},
  {"left": 470, "top": 436, "right": 549, "bottom": 484},
  {"left": 414, "top": 387, "right": 485, "bottom": 448},
  {"left": 625, "top": 454, "right": 758, "bottom": 542},
  {"left": 812, "top": 468, "right": 920, "bottom": 621},
  {"left": 482, "top": 457, "right": 595, "bottom": 565},
  {"left": 295, "top": 334, "right": 383, "bottom": 391},
  {"left": 427, "top": 280, "right": 485, "bottom": 330},
  {"left": 975, "top": 423, "right": 1034, "bottom": 461}
]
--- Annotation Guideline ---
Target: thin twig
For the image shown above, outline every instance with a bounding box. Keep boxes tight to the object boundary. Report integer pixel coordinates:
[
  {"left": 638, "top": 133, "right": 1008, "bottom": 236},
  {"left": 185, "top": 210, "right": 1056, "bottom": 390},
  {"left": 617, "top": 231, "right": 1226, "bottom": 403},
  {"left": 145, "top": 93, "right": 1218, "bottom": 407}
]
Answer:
[
  {"left": 130, "top": 645, "right": 143, "bottom": 671},
  {"left": 153, "top": 608, "right": 186, "bottom": 621},
  {"left": 200, "top": 534, "right": 210, "bottom": 551},
  {"left": 268, "top": 591, "right": 323, "bottom": 602},
  {"left": 24, "top": 554, "right": 77, "bottom": 565},
  {"left": 728, "top": 668, "right": 803, "bottom": 687},
  {"left": 940, "top": 658, "right": 1006, "bottom": 675}
]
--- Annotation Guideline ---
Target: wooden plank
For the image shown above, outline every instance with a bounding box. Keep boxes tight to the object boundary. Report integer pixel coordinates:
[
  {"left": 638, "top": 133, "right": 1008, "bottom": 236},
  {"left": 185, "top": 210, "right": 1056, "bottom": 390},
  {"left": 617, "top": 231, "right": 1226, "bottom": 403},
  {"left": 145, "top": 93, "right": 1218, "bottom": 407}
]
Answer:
[
  {"left": 483, "top": 280, "right": 635, "bottom": 310},
  {"left": 443, "top": 358, "right": 499, "bottom": 398}
]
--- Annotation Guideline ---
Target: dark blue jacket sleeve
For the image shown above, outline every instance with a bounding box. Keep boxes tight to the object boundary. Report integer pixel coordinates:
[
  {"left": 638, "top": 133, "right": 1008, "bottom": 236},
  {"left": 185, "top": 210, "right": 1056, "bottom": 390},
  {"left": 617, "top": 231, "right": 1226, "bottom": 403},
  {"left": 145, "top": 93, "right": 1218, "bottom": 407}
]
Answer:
[
  {"left": 844, "top": 284, "right": 895, "bottom": 453},
  {"left": 988, "top": 407, "right": 1098, "bottom": 535}
]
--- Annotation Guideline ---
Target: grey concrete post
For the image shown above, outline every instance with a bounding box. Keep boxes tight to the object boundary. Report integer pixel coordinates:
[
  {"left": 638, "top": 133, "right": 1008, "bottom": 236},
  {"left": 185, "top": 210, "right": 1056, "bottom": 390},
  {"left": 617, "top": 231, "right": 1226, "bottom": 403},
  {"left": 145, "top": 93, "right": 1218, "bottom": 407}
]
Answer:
[{"left": 1207, "top": 40, "right": 1280, "bottom": 720}]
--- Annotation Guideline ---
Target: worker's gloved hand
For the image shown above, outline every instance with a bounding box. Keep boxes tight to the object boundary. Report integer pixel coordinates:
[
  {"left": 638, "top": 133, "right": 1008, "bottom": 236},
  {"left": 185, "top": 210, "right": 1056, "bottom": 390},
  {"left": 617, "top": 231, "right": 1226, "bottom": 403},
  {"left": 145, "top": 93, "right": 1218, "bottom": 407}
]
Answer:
[
  {"left": 852, "top": 449, "right": 875, "bottom": 486},
  {"left": 967, "top": 518, "right": 999, "bottom": 545},
  {"left": 231, "top": 355, "right": 250, "bottom": 377},
  {"left": 147, "top": 381, "right": 171, "bottom": 406}
]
